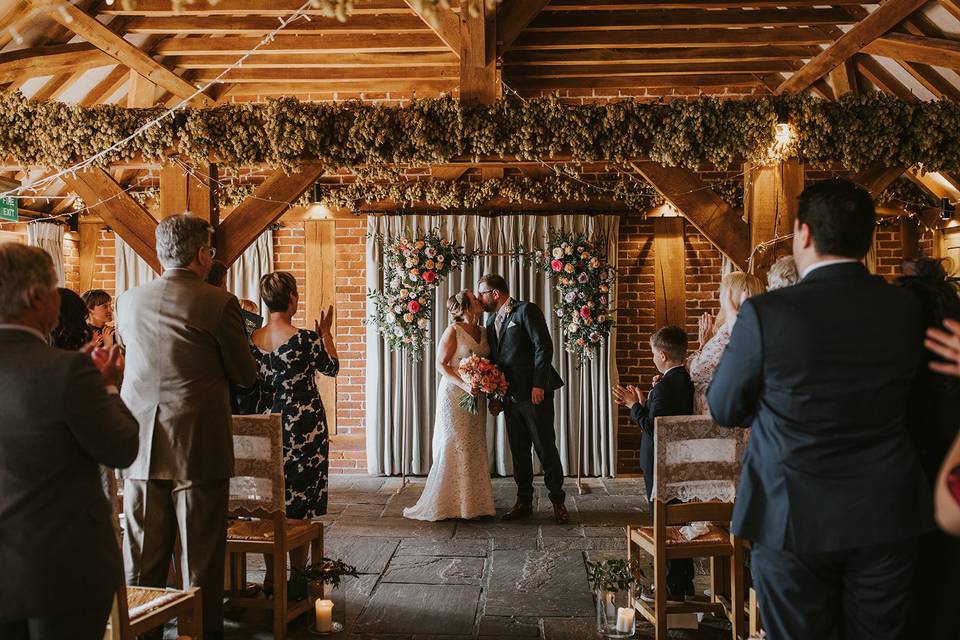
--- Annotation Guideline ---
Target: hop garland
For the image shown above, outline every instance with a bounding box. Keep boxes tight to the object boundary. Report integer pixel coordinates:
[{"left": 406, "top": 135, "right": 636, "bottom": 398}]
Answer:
[
  {"left": 6, "top": 93, "right": 960, "bottom": 175},
  {"left": 536, "top": 230, "right": 615, "bottom": 364}
]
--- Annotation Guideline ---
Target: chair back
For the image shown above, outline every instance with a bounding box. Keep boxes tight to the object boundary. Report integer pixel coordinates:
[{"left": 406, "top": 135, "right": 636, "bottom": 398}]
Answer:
[
  {"left": 652, "top": 415, "right": 748, "bottom": 505},
  {"left": 230, "top": 414, "right": 285, "bottom": 519}
]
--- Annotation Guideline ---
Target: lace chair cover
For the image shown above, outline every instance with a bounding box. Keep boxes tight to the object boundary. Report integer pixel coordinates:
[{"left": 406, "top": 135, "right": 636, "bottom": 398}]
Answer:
[
  {"left": 230, "top": 414, "right": 284, "bottom": 516},
  {"left": 651, "top": 415, "right": 748, "bottom": 504}
]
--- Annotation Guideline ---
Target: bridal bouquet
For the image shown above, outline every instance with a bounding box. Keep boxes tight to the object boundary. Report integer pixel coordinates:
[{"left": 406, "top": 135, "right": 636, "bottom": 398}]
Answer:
[{"left": 457, "top": 354, "right": 509, "bottom": 415}]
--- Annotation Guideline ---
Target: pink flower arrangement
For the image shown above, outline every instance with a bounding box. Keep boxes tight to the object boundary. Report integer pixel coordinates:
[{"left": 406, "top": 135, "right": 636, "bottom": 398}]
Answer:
[{"left": 457, "top": 354, "right": 509, "bottom": 414}]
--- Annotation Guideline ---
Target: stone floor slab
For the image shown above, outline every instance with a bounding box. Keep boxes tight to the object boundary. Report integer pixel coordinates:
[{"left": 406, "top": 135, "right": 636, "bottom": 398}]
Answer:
[
  {"left": 382, "top": 556, "right": 485, "bottom": 585},
  {"left": 540, "top": 536, "right": 626, "bottom": 551},
  {"left": 397, "top": 538, "right": 490, "bottom": 557},
  {"left": 324, "top": 537, "right": 400, "bottom": 574},
  {"left": 477, "top": 615, "right": 541, "bottom": 637},
  {"left": 484, "top": 551, "right": 594, "bottom": 618},
  {"left": 353, "top": 584, "right": 480, "bottom": 636}
]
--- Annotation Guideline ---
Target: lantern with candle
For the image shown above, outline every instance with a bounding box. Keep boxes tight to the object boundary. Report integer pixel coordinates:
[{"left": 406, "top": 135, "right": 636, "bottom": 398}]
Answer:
[
  {"left": 587, "top": 559, "right": 642, "bottom": 638},
  {"left": 293, "top": 557, "right": 359, "bottom": 635}
]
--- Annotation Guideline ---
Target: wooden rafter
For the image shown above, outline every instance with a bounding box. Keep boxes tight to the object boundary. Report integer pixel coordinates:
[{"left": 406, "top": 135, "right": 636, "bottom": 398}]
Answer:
[
  {"left": 166, "top": 52, "right": 458, "bottom": 69},
  {"left": 459, "top": 0, "right": 499, "bottom": 104},
  {"left": 632, "top": 161, "right": 750, "bottom": 269},
  {"left": 402, "top": 0, "right": 460, "bottom": 54},
  {"left": 513, "top": 26, "right": 833, "bottom": 50},
  {"left": 216, "top": 162, "right": 325, "bottom": 265},
  {"left": 505, "top": 45, "right": 821, "bottom": 65},
  {"left": 0, "top": 43, "right": 114, "bottom": 84},
  {"left": 497, "top": 0, "right": 551, "bottom": 55},
  {"left": 776, "top": 0, "right": 927, "bottom": 95},
  {"left": 63, "top": 168, "right": 161, "bottom": 273},
  {"left": 829, "top": 58, "right": 858, "bottom": 97},
  {"left": 863, "top": 33, "right": 960, "bottom": 71},
  {"left": 853, "top": 54, "right": 916, "bottom": 102},
  {"left": 31, "top": 0, "right": 214, "bottom": 106},
  {"left": 124, "top": 15, "right": 433, "bottom": 35},
  {"left": 526, "top": 6, "right": 864, "bottom": 30},
  {"left": 846, "top": 164, "right": 906, "bottom": 198},
  {"left": 154, "top": 33, "right": 450, "bottom": 55}
]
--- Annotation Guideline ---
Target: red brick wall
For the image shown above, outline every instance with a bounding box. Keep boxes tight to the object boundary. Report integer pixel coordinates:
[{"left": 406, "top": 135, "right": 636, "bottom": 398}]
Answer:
[
  {"left": 93, "top": 228, "right": 116, "bottom": 295},
  {"left": 273, "top": 225, "right": 306, "bottom": 327},
  {"left": 62, "top": 232, "right": 79, "bottom": 291}
]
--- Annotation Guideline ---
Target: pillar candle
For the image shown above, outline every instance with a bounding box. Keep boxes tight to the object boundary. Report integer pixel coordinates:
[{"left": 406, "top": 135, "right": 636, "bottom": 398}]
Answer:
[
  {"left": 315, "top": 599, "right": 334, "bottom": 633},
  {"left": 616, "top": 606, "right": 635, "bottom": 633}
]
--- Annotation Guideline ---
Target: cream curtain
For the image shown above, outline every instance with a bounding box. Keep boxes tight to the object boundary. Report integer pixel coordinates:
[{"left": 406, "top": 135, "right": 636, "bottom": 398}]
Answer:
[
  {"left": 27, "top": 222, "right": 64, "bottom": 286},
  {"left": 225, "top": 229, "right": 274, "bottom": 317},
  {"left": 115, "top": 236, "right": 158, "bottom": 297},
  {"left": 365, "top": 214, "right": 620, "bottom": 478}
]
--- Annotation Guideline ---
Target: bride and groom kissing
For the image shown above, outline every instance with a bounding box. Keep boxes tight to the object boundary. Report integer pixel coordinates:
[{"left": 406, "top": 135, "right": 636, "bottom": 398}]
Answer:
[{"left": 403, "top": 273, "right": 570, "bottom": 525}]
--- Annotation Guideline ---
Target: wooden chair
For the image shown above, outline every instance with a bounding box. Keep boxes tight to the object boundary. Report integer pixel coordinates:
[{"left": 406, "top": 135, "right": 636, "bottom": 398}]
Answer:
[
  {"left": 225, "top": 414, "right": 324, "bottom": 640},
  {"left": 626, "top": 415, "right": 749, "bottom": 640},
  {"left": 104, "top": 472, "right": 203, "bottom": 639}
]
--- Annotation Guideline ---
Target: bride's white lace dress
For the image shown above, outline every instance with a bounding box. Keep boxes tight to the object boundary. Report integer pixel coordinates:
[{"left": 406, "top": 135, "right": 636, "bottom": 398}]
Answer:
[{"left": 403, "top": 323, "right": 496, "bottom": 521}]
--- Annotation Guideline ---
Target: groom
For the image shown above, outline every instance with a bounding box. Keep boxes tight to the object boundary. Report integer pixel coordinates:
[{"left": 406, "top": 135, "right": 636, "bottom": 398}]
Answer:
[{"left": 478, "top": 274, "right": 568, "bottom": 524}]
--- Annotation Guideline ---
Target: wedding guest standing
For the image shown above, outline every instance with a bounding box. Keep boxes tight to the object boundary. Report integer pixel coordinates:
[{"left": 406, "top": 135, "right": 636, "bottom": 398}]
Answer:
[
  {"left": 249, "top": 272, "right": 339, "bottom": 589},
  {"left": 0, "top": 243, "right": 138, "bottom": 640},
  {"left": 81, "top": 288, "right": 114, "bottom": 348},
  {"left": 926, "top": 317, "right": 960, "bottom": 537},
  {"left": 52, "top": 287, "right": 92, "bottom": 351},
  {"left": 687, "top": 272, "right": 763, "bottom": 414},
  {"left": 708, "top": 180, "right": 933, "bottom": 640},
  {"left": 116, "top": 214, "right": 257, "bottom": 639}
]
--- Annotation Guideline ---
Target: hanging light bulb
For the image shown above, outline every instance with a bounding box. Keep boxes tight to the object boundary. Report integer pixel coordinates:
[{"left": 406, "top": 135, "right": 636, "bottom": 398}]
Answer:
[
  {"left": 774, "top": 123, "right": 795, "bottom": 147},
  {"left": 105, "top": 0, "right": 115, "bottom": 6}
]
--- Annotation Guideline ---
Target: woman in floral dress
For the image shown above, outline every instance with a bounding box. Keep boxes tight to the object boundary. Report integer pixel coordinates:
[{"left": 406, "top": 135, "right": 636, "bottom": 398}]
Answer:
[
  {"left": 250, "top": 271, "right": 339, "bottom": 590},
  {"left": 688, "top": 272, "right": 764, "bottom": 414}
]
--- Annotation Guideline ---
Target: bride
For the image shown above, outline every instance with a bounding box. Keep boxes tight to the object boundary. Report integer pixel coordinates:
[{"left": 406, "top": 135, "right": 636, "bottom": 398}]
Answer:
[{"left": 403, "top": 290, "right": 496, "bottom": 521}]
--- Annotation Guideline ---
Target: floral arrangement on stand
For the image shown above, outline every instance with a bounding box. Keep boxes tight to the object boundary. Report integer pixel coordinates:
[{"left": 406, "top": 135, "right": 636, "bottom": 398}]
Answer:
[
  {"left": 368, "top": 229, "right": 468, "bottom": 360},
  {"left": 537, "top": 230, "right": 616, "bottom": 364}
]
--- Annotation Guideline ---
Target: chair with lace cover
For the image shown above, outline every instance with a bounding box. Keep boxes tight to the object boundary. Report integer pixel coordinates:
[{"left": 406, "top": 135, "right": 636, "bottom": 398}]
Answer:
[
  {"left": 626, "top": 415, "right": 749, "bottom": 640},
  {"left": 225, "top": 414, "right": 323, "bottom": 640},
  {"left": 104, "top": 471, "right": 203, "bottom": 639}
]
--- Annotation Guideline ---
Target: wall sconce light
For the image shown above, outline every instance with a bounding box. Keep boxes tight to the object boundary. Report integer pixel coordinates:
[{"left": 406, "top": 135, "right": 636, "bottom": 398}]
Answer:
[{"left": 941, "top": 197, "right": 953, "bottom": 221}]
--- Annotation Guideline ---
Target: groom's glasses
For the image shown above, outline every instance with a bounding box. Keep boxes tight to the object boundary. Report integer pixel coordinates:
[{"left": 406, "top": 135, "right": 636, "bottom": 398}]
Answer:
[{"left": 477, "top": 289, "right": 494, "bottom": 298}]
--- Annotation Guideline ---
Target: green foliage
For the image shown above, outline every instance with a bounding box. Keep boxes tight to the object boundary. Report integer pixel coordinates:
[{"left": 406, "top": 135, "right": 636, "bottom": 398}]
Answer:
[{"left": 586, "top": 559, "right": 643, "bottom": 594}]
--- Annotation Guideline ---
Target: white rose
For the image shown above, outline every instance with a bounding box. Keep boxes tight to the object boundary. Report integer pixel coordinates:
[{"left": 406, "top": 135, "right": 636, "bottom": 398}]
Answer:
[
  {"left": 386, "top": 313, "right": 396, "bottom": 324},
  {"left": 418, "top": 318, "right": 429, "bottom": 329},
  {"left": 552, "top": 247, "right": 564, "bottom": 259},
  {"left": 393, "top": 326, "right": 404, "bottom": 337}
]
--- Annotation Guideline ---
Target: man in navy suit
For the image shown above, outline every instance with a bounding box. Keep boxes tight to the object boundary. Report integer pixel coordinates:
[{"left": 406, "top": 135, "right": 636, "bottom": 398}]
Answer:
[
  {"left": 478, "top": 273, "right": 568, "bottom": 524},
  {"left": 707, "top": 179, "right": 933, "bottom": 640}
]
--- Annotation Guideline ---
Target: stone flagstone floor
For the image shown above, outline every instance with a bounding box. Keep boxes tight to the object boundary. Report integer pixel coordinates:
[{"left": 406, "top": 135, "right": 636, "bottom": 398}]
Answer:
[{"left": 216, "top": 476, "right": 732, "bottom": 640}]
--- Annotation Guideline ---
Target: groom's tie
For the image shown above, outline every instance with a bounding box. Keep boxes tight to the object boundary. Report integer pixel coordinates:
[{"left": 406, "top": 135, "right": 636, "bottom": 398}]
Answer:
[{"left": 495, "top": 311, "right": 504, "bottom": 338}]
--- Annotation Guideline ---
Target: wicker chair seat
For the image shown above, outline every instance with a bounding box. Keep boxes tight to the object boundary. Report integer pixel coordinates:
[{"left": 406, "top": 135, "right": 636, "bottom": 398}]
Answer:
[
  {"left": 635, "top": 522, "right": 730, "bottom": 546},
  {"left": 125, "top": 587, "right": 191, "bottom": 621},
  {"left": 227, "top": 518, "right": 316, "bottom": 541}
]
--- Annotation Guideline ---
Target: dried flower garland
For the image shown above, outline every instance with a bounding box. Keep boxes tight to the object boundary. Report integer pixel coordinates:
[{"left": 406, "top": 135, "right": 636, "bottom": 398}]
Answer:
[
  {"left": 535, "top": 230, "right": 615, "bottom": 363},
  {"left": 5, "top": 93, "right": 960, "bottom": 175},
  {"left": 368, "top": 229, "right": 469, "bottom": 359}
]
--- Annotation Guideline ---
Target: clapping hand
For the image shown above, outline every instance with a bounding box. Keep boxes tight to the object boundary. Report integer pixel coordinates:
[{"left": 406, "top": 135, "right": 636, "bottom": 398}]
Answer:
[
  {"left": 698, "top": 312, "right": 714, "bottom": 347},
  {"left": 89, "top": 345, "right": 124, "bottom": 387},
  {"left": 315, "top": 305, "right": 335, "bottom": 337},
  {"left": 926, "top": 318, "right": 960, "bottom": 378},
  {"left": 613, "top": 384, "right": 644, "bottom": 409}
]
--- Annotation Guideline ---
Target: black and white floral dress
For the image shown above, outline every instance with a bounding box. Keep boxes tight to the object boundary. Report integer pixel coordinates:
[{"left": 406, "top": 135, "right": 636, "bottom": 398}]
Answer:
[{"left": 253, "top": 329, "right": 339, "bottom": 519}]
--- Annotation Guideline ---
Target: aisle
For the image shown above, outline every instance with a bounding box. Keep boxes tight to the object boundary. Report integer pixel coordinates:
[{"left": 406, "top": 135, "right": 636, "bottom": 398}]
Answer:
[{"left": 221, "top": 476, "right": 730, "bottom": 639}]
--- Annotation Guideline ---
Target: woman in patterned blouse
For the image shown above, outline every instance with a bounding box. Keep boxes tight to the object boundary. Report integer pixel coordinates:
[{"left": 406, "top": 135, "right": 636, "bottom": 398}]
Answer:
[{"left": 687, "top": 271, "right": 764, "bottom": 414}]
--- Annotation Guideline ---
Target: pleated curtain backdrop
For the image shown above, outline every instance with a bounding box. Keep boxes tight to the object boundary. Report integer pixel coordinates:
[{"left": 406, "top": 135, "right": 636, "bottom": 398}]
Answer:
[
  {"left": 365, "top": 214, "right": 620, "bottom": 478},
  {"left": 27, "top": 222, "right": 64, "bottom": 286},
  {"left": 225, "top": 229, "right": 274, "bottom": 317},
  {"left": 115, "top": 236, "right": 158, "bottom": 297}
]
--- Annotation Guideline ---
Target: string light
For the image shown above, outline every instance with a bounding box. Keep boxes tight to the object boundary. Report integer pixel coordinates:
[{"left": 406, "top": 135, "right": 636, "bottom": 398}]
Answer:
[{"left": 56, "top": 4, "right": 74, "bottom": 23}]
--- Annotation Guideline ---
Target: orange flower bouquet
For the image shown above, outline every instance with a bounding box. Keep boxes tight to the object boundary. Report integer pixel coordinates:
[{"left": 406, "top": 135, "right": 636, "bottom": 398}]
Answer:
[{"left": 457, "top": 354, "right": 509, "bottom": 414}]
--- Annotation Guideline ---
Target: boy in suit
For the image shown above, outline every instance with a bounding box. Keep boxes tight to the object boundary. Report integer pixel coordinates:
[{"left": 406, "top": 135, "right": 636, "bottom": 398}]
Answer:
[{"left": 614, "top": 324, "right": 695, "bottom": 601}]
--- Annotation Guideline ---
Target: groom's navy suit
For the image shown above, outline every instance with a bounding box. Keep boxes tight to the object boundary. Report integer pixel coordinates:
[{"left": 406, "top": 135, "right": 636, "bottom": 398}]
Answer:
[{"left": 487, "top": 299, "right": 566, "bottom": 505}]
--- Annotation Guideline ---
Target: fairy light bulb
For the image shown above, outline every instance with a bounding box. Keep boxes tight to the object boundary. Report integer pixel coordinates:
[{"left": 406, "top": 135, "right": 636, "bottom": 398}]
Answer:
[{"left": 57, "top": 4, "right": 74, "bottom": 23}]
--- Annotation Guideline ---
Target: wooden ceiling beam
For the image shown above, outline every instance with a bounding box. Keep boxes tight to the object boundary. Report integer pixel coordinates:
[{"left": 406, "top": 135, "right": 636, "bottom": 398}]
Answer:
[
  {"left": 79, "top": 64, "right": 129, "bottom": 106},
  {"left": 847, "top": 164, "right": 906, "bottom": 198},
  {"left": 505, "top": 45, "right": 821, "bottom": 65},
  {"left": 633, "top": 160, "right": 750, "bottom": 269},
  {"left": 166, "top": 52, "right": 459, "bottom": 69},
  {"left": 216, "top": 162, "right": 325, "bottom": 266},
  {"left": 402, "top": 0, "right": 461, "bottom": 54},
  {"left": 0, "top": 43, "right": 115, "bottom": 84},
  {"left": 219, "top": 79, "right": 457, "bottom": 97},
  {"left": 31, "top": 72, "right": 78, "bottom": 102},
  {"left": 123, "top": 15, "right": 432, "bottom": 35},
  {"left": 508, "top": 60, "right": 798, "bottom": 78},
  {"left": 938, "top": 0, "right": 960, "bottom": 23},
  {"left": 545, "top": 0, "right": 868, "bottom": 7},
  {"left": 853, "top": 54, "right": 917, "bottom": 102},
  {"left": 897, "top": 60, "right": 960, "bottom": 101},
  {"left": 62, "top": 168, "right": 161, "bottom": 273},
  {"left": 30, "top": 0, "right": 213, "bottom": 106},
  {"left": 511, "top": 73, "right": 762, "bottom": 90},
  {"left": 527, "top": 7, "right": 863, "bottom": 30},
  {"left": 194, "top": 66, "right": 459, "bottom": 83},
  {"left": 862, "top": 33, "right": 960, "bottom": 71},
  {"left": 776, "top": 0, "right": 926, "bottom": 95},
  {"left": 154, "top": 33, "right": 451, "bottom": 55},
  {"left": 512, "top": 26, "right": 834, "bottom": 50},
  {"left": 460, "top": 0, "right": 499, "bottom": 104},
  {"left": 829, "top": 58, "right": 858, "bottom": 97},
  {"left": 497, "top": 0, "right": 551, "bottom": 55},
  {"left": 102, "top": 0, "right": 411, "bottom": 15}
]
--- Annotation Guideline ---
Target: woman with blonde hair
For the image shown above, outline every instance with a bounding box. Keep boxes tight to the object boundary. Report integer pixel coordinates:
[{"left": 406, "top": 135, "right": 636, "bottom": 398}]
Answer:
[{"left": 689, "top": 271, "right": 765, "bottom": 414}]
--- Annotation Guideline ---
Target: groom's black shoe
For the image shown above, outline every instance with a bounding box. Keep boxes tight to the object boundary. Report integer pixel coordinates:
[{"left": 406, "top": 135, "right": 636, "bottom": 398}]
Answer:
[
  {"left": 553, "top": 502, "right": 569, "bottom": 525},
  {"left": 501, "top": 502, "right": 533, "bottom": 520}
]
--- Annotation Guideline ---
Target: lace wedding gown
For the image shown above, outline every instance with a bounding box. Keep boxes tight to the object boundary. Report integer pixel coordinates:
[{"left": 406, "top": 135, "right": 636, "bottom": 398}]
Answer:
[{"left": 403, "top": 323, "right": 496, "bottom": 521}]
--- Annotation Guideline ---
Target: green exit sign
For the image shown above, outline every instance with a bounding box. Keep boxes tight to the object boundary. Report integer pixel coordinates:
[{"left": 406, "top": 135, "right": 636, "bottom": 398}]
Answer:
[{"left": 0, "top": 196, "right": 16, "bottom": 222}]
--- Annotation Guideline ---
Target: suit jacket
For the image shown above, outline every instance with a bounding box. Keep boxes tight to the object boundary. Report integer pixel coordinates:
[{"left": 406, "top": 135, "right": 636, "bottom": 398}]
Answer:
[
  {"left": 486, "top": 299, "right": 563, "bottom": 401},
  {"left": 116, "top": 268, "right": 258, "bottom": 481},
  {"left": 0, "top": 328, "right": 139, "bottom": 618},
  {"left": 629, "top": 365, "right": 695, "bottom": 436},
  {"left": 707, "top": 262, "right": 934, "bottom": 553}
]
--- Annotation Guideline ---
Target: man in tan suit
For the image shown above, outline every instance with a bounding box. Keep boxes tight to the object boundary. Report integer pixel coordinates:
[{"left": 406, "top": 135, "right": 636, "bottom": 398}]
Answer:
[
  {"left": 0, "top": 243, "right": 138, "bottom": 640},
  {"left": 117, "top": 214, "right": 257, "bottom": 638}
]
